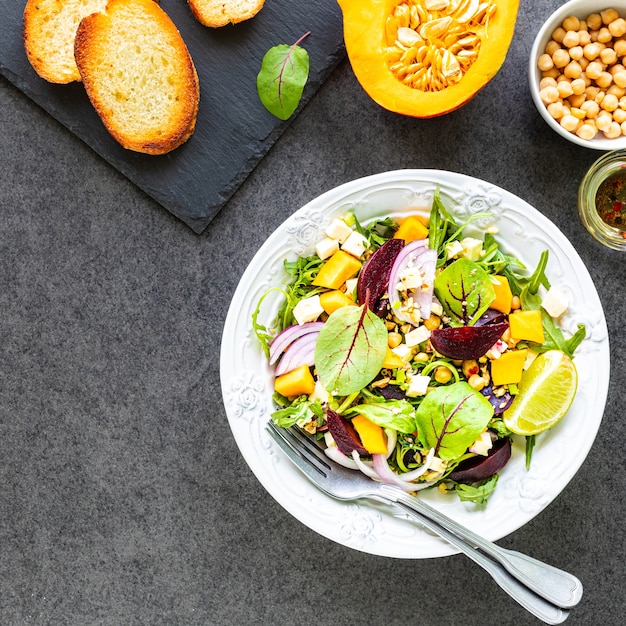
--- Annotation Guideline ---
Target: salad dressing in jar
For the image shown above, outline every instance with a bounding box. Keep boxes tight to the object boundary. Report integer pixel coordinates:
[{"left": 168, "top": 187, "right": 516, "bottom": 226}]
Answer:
[{"left": 578, "top": 149, "right": 626, "bottom": 251}]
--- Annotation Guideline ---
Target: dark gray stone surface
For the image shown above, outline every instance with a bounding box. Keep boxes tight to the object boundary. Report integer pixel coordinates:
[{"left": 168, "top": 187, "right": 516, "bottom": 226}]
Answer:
[{"left": 0, "top": 1, "right": 624, "bottom": 624}]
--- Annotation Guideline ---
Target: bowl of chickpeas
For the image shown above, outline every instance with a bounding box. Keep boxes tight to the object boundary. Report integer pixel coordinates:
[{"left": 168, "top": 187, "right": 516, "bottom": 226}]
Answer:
[{"left": 530, "top": 0, "right": 626, "bottom": 149}]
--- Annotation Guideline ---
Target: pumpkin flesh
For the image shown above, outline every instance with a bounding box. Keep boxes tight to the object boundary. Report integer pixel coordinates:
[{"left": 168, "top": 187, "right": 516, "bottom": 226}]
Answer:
[{"left": 337, "top": 0, "right": 520, "bottom": 117}]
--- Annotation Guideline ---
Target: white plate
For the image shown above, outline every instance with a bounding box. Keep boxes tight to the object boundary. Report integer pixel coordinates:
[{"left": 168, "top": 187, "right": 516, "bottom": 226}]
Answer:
[{"left": 220, "top": 170, "right": 610, "bottom": 559}]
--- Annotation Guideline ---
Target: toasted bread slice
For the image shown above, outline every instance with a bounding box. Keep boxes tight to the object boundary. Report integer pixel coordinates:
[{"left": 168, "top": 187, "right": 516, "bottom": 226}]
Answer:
[
  {"left": 23, "top": 0, "right": 109, "bottom": 83},
  {"left": 74, "top": 0, "right": 200, "bottom": 155},
  {"left": 188, "top": 0, "right": 265, "bottom": 28}
]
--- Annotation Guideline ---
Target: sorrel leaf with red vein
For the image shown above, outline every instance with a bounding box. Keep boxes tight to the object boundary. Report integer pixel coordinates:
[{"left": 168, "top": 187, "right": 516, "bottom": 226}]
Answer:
[{"left": 315, "top": 304, "right": 387, "bottom": 396}]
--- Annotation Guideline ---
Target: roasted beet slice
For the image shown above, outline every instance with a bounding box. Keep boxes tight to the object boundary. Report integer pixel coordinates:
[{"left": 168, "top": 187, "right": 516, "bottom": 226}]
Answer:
[
  {"left": 448, "top": 437, "right": 512, "bottom": 483},
  {"left": 481, "top": 383, "right": 514, "bottom": 415},
  {"left": 430, "top": 321, "right": 509, "bottom": 360},
  {"left": 326, "top": 409, "right": 368, "bottom": 456},
  {"left": 357, "top": 238, "right": 404, "bottom": 309}
]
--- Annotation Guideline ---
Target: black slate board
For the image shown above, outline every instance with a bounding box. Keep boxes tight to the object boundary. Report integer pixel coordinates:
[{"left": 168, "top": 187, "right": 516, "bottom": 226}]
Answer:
[{"left": 0, "top": 0, "right": 345, "bottom": 233}]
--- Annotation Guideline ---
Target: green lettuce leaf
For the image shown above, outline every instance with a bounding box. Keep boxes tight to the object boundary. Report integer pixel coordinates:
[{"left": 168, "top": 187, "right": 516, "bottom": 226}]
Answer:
[{"left": 345, "top": 399, "right": 417, "bottom": 434}]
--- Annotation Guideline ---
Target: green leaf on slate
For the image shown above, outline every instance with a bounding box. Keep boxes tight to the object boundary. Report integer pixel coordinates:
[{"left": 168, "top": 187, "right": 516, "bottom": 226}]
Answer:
[
  {"left": 257, "top": 33, "right": 310, "bottom": 120},
  {"left": 315, "top": 305, "right": 387, "bottom": 397}
]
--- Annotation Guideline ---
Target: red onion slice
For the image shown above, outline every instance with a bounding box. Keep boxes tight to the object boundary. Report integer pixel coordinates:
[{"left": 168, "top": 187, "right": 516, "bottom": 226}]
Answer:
[
  {"left": 371, "top": 453, "right": 437, "bottom": 493},
  {"left": 274, "top": 332, "right": 319, "bottom": 376},
  {"left": 388, "top": 241, "right": 437, "bottom": 325},
  {"left": 269, "top": 322, "right": 323, "bottom": 365}
]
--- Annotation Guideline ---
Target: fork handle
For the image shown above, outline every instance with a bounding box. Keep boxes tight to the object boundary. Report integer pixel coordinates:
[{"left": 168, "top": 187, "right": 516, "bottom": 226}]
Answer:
[
  {"left": 384, "top": 488, "right": 582, "bottom": 610},
  {"left": 389, "top": 500, "right": 569, "bottom": 625}
]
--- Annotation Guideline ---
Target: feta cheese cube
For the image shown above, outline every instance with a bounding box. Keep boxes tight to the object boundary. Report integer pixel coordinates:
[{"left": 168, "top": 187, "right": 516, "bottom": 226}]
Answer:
[
  {"left": 445, "top": 240, "right": 464, "bottom": 259},
  {"left": 293, "top": 295, "right": 324, "bottom": 325},
  {"left": 325, "top": 218, "right": 353, "bottom": 244},
  {"left": 460, "top": 237, "right": 483, "bottom": 261},
  {"left": 430, "top": 300, "right": 443, "bottom": 317},
  {"left": 397, "top": 265, "right": 425, "bottom": 291},
  {"left": 344, "top": 278, "right": 358, "bottom": 298},
  {"left": 309, "top": 379, "right": 329, "bottom": 404},
  {"left": 341, "top": 231, "right": 369, "bottom": 258},
  {"left": 404, "top": 325, "right": 431, "bottom": 348},
  {"left": 469, "top": 431, "right": 493, "bottom": 456},
  {"left": 541, "top": 286, "right": 569, "bottom": 318},
  {"left": 406, "top": 374, "right": 431, "bottom": 397},
  {"left": 315, "top": 236, "right": 339, "bottom": 260},
  {"left": 391, "top": 344, "right": 414, "bottom": 363}
]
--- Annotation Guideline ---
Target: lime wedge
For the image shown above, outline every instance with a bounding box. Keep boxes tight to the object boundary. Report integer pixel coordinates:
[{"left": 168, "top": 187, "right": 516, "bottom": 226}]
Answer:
[{"left": 502, "top": 350, "right": 578, "bottom": 436}]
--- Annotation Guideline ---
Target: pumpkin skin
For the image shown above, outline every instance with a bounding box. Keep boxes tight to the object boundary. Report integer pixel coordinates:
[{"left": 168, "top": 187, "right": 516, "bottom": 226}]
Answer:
[{"left": 337, "top": 0, "right": 520, "bottom": 118}]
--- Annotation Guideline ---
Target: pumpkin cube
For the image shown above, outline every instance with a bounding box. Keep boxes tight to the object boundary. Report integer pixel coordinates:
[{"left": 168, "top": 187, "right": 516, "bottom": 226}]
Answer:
[
  {"left": 312, "top": 250, "right": 362, "bottom": 290},
  {"left": 274, "top": 364, "right": 315, "bottom": 398},
  {"left": 508, "top": 310, "right": 545, "bottom": 344},
  {"left": 319, "top": 290, "right": 356, "bottom": 315},
  {"left": 394, "top": 216, "right": 429, "bottom": 242},
  {"left": 382, "top": 347, "right": 405, "bottom": 369},
  {"left": 351, "top": 414, "right": 388, "bottom": 455},
  {"left": 491, "top": 275, "right": 513, "bottom": 314},
  {"left": 491, "top": 349, "right": 527, "bottom": 386}
]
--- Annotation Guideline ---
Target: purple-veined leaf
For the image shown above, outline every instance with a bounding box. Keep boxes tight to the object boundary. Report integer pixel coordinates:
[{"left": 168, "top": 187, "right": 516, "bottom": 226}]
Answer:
[
  {"left": 415, "top": 382, "right": 493, "bottom": 461},
  {"left": 257, "top": 32, "right": 310, "bottom": 120},
  {"left": 315, "top": 304, "right": 387, "bottom": 396}
]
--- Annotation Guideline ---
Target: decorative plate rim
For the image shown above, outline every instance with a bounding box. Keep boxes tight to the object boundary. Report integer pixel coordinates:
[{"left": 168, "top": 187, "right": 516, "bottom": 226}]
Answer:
[{"left": 220, "top": 169, "right": 610, "bottom": 559}]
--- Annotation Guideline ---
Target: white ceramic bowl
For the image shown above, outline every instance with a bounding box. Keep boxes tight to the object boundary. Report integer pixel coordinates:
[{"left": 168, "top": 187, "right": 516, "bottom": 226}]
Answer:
[{"left": 529, "top": 0, "right": 626, "bottom": 150}]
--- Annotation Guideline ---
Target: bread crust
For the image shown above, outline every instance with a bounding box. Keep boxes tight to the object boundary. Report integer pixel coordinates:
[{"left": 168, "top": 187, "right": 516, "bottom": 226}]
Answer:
[
  {"left": 74, "top": 0, "right": 200, "bottom": 155},
  {"left": 188, "top": 0, "right": 265, "bottom": 28},
  {"left": 23, "top": 0, "right": 109, "bottom": 83}
]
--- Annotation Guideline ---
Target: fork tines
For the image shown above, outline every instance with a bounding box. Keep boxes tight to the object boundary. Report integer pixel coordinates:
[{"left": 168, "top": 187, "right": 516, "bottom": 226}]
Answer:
[{"left": 266, "top": 421, "right": 331, "bottom": 477}]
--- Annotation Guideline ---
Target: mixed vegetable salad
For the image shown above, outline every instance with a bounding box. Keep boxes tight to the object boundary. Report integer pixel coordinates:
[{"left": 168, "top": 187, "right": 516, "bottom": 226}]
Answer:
[{"left": 253, "top": 189, "right": 586, "bottom": 504}]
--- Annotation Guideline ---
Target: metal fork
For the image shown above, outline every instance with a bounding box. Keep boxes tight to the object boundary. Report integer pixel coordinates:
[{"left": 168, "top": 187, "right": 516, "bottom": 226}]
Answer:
[{"left": 266, "top": 421, "right": 583, "bottom": 625}]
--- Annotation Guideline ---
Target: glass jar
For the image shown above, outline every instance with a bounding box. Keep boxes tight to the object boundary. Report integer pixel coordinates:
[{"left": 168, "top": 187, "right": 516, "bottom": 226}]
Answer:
[{"left": 578, "top": 149, "right": 626, "bottom": 251}]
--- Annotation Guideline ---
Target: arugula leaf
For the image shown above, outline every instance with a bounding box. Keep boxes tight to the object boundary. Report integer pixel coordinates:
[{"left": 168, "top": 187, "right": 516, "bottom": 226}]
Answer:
[
  {"left": 315, "top": 305, "right": 388, "bottom": 396},
  {"left": 276, "top": 255, "right": 323, "bottom": 330},
  {"left": 345, "top": 399, "right": 417, "bottom": 434},
  {"left": 271, "top": 398, "right": 324, "bottom": 428},
  {"left": 257, "top": 33, "right": 310, "bottom": 120},
  {"left": 455, "top": 475, "right": 499, "bottom": 505},
  {"left": 415, "top": 382, "right": 494, "bottom": 461},
  {"left": 434, "top": 259, "right": 496, "bottom": 326},
  {"left": 525, "top": 434, "right": 536, "bottom": 470}
]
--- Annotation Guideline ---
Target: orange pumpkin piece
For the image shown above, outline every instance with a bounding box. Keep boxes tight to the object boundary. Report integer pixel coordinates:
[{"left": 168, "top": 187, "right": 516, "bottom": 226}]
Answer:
[
  {"left": 352, "top": 414, "right": 388, "bottom": 455},
  {"left": 337, "top": 0, "right": 520, "bottom": 118},
  {"left": 312, "top": 250, "right": 362, "bottom": 289},
  {"left": 490, "top": 275, "right": 513, "bottom": 314},
  {"left": 491, "top": 349, "right": 527, "bottom": 386},
  {"left": 382, "top": 347, "right": 405, "bottom": 369},
  {"left": 274, "top": 364, "right": 315, "bottom": 398},
  {"left": 319, "top": 289, "right": 356, "bottom": 315},
  {"left": 509, "top": 310, "right": 545, "bottom": 344},
  {"left": 394, "top": 216, "right": 429, "bottom": 242}
]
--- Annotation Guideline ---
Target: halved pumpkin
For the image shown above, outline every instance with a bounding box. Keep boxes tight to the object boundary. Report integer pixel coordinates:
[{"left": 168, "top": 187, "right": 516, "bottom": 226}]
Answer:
[{"left": 337, "top": 0, "right": 519, "bottom": 118}]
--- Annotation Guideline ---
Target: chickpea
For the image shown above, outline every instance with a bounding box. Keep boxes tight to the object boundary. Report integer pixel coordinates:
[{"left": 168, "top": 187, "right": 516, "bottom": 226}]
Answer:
[
  {"left": 587, "top": 14, "right": 602, "bottom": 31},
  {"left": 423, "top": 314, "right": 441, "bottom": 331},
  {"left": 570, "top": 106, "right": 586, "bottom": 120},
  {"left": 545, "top": 39, "right": 561, "bottom": 56},
  {"left": 511, "top": 295, "right": 521, "bottom": 310},
  {"left": 568, "top": 92, "right": 586, "bottom": 108},
  {"left": 610, "top": 63, "right": 626, "bottom": 75},
  {"left": 579, "top": 30, "right": 592, "bottom": 46},
  {"left": 562, "top": 30, "right": 581, "bottom": 48},
  {"left": 537, "top": 53, "right": 554, "bottom": 71},
  {"left": 620, "top": 120, "right": 626, "bottom": 135},
  {"left": 609, "top": 18, "right": 626, "bottom": 38},
  {"left": 387, "top": 332, "right": 402, "bottom": 349},
  {"left": 557, "top": 80, "right": 574, "bottom": 98},
  {"left": 569, "top": 45, "right": 584, "bottom": 60},
  {"left": 583, "top": 42, "right": 603, "bottom": 60},
  {"left": 547, "top": 101, "right": 565, "bottom": 119},
  {"left": 576, "top": 122, "right": 598, "bottom": 140},
  {"left": 540, "top": 85, "right": 560, "bottom": 104},
  {"left": 602, "top": 92, "right": 619, "bottom": 111},
  {"left": 614, "top": 70, "right": 626, "bottom": 88},
  {"left": 613, "top": 107, "right": 626, "bottom": 123},
  {"left": 414, "top": 351, "right": 430, "bottom": 363},
  {"left": 578, "top": 57, "right": 590, "bottom": 72},
  {"left": 563, "top": 16, "right": 580, "bottom": 31},
  {"left": 585, "top": 85, "right": 601, "bottom": 100},
  {"left": 542, "top": 67, "right": 560, "bottom": 79},
  {"left": 581, "top": 99, "right": 600, "bottom": 118},
  {"left": 468, "top": 374, "right": 487, "bottom": 392},
  {"left": 461, "top": 360, "right": 480, "bottom": 378},
  {"left": 571, "top": 77, "right": 587, "bottom": 94},
  {"left": 596, "top": 109, "right": 613, "bottom": 131},
  {"left": 614, "top": 39, "right": 626, "bottom": 56},
  {"left": 607, "top": 84, "right": 626, "bottom": 98},
  {"left": 601, "top": 8, "right": 620, "bottom": 25},
  {"left": 552, "top": 48, "right": 571, "bottom": 68},
  {"left": 604, "top": 120, "right": 622, "bottom": 138},
  {"left": 564, "top": 60, "right": 583, "bottom": 79},
  {"left": 560, "top": 114, "right": 580, "bottom": 132},
  {"left": 434, "top": 366, "right": 452, "bottom": 384},
  {"left": 596, "top": 71, "right": 614, "bottom": 89},
  {"left": 585, "top": 60, "right": 604, "bottom": 79},
  {"left": 598, "top": 27, "right": 613, "bottom": 43},
  {"left": 589, "top": 29, "right": 599, "bottom": 43},
  {"left": 540, "top": 76, "right": 558, "bottom": 89},
  {"left": 552, "top": 26, "right": 566, "bottom": 43},
  {"left": 601, "top": 47, "right": 618, "bottom": 65}
]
